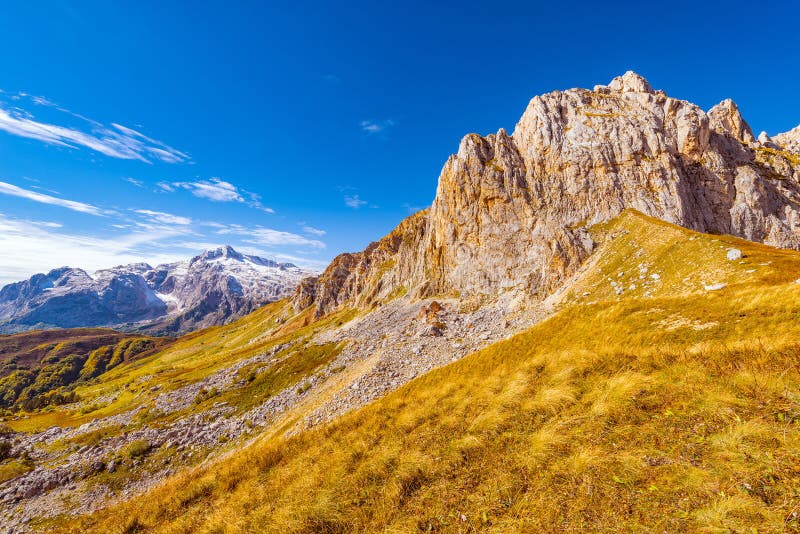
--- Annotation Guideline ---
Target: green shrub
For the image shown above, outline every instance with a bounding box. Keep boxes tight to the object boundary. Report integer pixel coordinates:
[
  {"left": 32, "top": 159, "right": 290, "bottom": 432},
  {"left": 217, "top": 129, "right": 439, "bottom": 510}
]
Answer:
[
  {"left": 79, "top": 346, "right": 114, "bottom": 380},
  {"left": 193, "top": 387, "right": 219, "bottom": 405},
  {"left": 124, "top": 440, "right": 150, "bottom": 459},
  {"left": 0, "top": 440, "right": 11, "bottom": 461}
]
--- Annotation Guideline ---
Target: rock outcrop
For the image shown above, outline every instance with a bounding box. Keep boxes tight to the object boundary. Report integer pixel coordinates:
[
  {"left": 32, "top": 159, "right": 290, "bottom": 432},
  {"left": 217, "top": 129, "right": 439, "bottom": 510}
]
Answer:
[
  {"left": 295, "top": 71, "right": 800, "bottom": 316},
  {"left": 775, "top": 125, "right": 800, "bottom": 154}
]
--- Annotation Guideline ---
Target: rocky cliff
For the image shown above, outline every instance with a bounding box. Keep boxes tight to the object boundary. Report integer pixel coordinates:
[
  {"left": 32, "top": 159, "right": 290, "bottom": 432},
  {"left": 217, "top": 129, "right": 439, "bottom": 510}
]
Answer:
[{"left": 295, "top": 72, "right": 800, "bottom": 316}]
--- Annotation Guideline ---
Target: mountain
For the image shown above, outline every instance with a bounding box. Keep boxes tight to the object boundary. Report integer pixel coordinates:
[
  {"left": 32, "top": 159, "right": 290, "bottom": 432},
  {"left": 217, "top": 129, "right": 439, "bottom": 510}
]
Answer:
[
  {"left": 0, "top": 246, "right": 316, "bottom": 335},
  {"left": 294, "top": 71, "right": 800, "bottom": 317},
  {"left": 3, "top": 72, "right": 800, "bottom": 533},
  {"left": 33, "top": 212, "right": 800, "bottom": 534}
]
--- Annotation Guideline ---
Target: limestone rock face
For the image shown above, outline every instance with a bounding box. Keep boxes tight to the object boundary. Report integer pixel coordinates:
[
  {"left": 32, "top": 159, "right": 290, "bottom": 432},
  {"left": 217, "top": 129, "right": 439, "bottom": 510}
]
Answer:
[
  {"left": 296, "top": 72, "right": 800, "bottom": 316},
  {"left": 775, "top": 125, "right": 800, "bottom": 154},
  {"left": 294, "top": 210, "right": 428, "bottom": 316}
]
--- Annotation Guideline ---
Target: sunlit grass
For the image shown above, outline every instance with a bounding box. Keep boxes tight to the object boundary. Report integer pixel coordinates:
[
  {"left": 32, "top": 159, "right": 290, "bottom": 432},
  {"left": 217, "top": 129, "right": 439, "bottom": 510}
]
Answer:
[
  {"left": 7, "top": 302, "right": 357, "bottom": 432},
  {"left": 51, "top": 211, "right": 800, "bottom": 531}
]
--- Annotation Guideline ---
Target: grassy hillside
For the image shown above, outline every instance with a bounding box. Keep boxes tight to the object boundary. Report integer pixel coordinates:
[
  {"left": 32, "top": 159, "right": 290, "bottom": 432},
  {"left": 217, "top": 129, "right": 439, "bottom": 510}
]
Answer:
[
  {"left": 58, "top": 211, "right": 800, "bottom": 532},
  {"left": 1, "top": 301, "right": 353, "bottom": 433},
  {"left": 0, "top": 329, "right": 171, "bottom": 412}
]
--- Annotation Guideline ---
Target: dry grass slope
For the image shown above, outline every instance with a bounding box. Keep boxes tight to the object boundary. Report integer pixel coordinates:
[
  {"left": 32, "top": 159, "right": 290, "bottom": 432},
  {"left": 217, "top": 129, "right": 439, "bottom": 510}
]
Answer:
[
  {"left": 4, "top": 302, "right": 353, "bottom": 433},
  {"left": 57, "top": 212, "right": 800, "bottom": 532}
]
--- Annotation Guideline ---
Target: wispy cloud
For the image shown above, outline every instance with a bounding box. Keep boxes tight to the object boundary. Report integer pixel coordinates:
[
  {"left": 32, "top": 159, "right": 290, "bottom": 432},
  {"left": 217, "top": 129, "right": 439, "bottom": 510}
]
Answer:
[
  {"left": 30, "top": 220, "right": 63, "bottom": 228},
  {"left": 360, "top": 119, "right": 395, "bottom": 135},
  {"left": 402, "top": 202, "right": 426, "bottom": 214},
  {"left": 0, "top": 180, "right": 104, "bottom": 216},
  {"left": 212, "top": 223, "right": 325, "bottom": 249},
  {"left": 244, "top": 191, "right": 276, "bottom": 214},
  {"left": 124, "top": 177, "right": 144, "bottom": 187},
  {"left": 0, "top": 92, "right": 189, "bottom": 163},
  {"left": 175, "top": 178, "right": 243, "bottom": 202},
  {"left": 156, "top": 181, "right": 176, "bottom": 193},
  {"left": 165, "top": 177, "right": 275, "bottom": 214},
  {"left": 0, "top": 214, "right": 189, "bottom": 285},
  {"left": 344, "top": 194, "right": 367, "bottom": 209},
  {"left": 301, "top": 225, "right": 326, "bottom": 236},
  {"left": 248, "top": 228, "right": 325, "bottom": 248},
  {"left": 133, "top": 209, "right": 192, "bottom": 225}
]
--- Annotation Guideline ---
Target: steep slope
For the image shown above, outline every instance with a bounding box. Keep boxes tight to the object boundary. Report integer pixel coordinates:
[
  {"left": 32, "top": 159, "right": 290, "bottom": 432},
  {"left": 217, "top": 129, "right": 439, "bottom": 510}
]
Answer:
[
  {"left": 58, "top": 211, "right": 800, "bottom": 533},
  {"left": 0, "top": 246, "right": 316, "bottom": 335},
  {"left": 295, "top": 72, "right": 800, "bottom": 317}
]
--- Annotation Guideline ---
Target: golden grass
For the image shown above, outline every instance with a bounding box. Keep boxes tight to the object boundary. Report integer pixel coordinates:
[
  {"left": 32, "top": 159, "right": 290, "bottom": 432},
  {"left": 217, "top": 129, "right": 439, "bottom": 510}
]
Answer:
[
  {"left": 49, "top": 211, "right": 800, "bottom": 532},
  {"left": 0, "top": 458, "right": 32, "bottom": 484},
  {"left": 59, "top": 296, "right": 800, "bottom": 531}
]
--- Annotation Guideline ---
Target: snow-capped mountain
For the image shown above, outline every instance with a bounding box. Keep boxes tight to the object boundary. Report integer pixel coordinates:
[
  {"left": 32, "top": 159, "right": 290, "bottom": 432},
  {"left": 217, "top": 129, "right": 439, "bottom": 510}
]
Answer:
[{"left": 0, "top": 246, "right": 317, "bottom": 334}]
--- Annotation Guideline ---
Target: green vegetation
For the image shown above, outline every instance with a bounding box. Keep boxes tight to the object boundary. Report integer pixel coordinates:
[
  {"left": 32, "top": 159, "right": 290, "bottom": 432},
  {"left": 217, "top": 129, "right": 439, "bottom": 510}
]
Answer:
[
  {"left": 4, "top": 302, "right": 355, "bottom": 433},
  {"left": 123, "top": 440, "right": 150, "bottom": 459},
  {"left": 0, "top": 458, "right": 33, "bottom": 484},
  {"left": 0, "top": 331, "right": 169, "bottom": 412},
  {"left": 60, "top": 211, "right": 800, "bottom": 532},
  {"left": 756, "top": 145, "right": 800, "bottom": 166},
  {"left": 213, "top": 341, "right": 345, "bottom": 414}
]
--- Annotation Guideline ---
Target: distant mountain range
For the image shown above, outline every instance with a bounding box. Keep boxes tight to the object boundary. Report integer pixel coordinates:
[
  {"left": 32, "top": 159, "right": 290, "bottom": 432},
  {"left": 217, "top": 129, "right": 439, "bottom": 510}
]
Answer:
[{"left": 0, "top": 245, "right": 316, "bottom": 334}]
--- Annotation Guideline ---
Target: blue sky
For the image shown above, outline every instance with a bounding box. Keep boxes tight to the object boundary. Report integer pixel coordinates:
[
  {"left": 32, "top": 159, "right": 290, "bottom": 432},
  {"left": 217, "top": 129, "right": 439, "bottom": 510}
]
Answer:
[{"left": 0, "top": 1, "right": 798, "bottom": 284}]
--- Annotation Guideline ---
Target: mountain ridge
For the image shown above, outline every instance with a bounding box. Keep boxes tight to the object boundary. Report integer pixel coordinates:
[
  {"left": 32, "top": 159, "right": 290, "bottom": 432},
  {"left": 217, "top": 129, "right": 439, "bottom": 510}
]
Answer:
[
  {"left": 0, "top": 246, "right": 315, "bottom": 335},
  {"left": 294, "top": 71, "right": 800, "bottom": 318}
]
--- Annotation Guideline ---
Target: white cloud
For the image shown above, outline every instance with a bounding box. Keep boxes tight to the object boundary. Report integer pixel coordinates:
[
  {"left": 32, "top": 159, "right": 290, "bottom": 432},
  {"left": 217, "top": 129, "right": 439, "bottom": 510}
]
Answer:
[
  {"left": 0, "top": 180, "right": 104, "bottom": 216},
  {"left": 30, "top": 95, "right": 55, "bottom": 107},
  {"left": 344, "top": 194, "right": 367, "bottom": 209},
  {"left": 30, "top": 220, "right": 63, "bottom": 228},
  {"left": 0, "top": 214, "right": 188, "bottom": 285},
  {"left": 247, "top": 228, "right": 325, "bottom": 249},
  {"left": 156, "top": 181, "right": 176, "bottom": 192},
  {"left": 302, "top": 225, "right": 326, "bottom": 236},
  {"left": 124, "top": 177, "right": 144, "bottom": 187},
  {"left": 133, "top": 209, "right": 192, "bottom": 225},
  {"left": 402, "top": 202, "right": 426, "bottom": 214},
  {"left": 360, "top": 119, "right": 395, "bottom": 135},
  {"left": 212, "top": 222, "right": 325, "bottom": 249},
  {"left": 166, "top": 178, "right": 275, "bottom": 213},
  {"left": 174, "top": 178, "right": 243, "bottom": 202},
  {"left": 0, "top": 95, "right": 189, "bottom": 163}
]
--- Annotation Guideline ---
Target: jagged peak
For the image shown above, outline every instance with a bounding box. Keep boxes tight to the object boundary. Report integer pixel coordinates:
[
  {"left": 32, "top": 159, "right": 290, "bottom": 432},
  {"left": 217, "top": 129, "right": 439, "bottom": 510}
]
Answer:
[
  {"left": 198, "top": 245, "right": 245, "bottom": 262},
  {"left": 295, "top": 72, "right": 800, "bottom": 320},
  {"left": 707, "top": 98, "right": 755, "bottom": 143},
  {"left": 607, "top": 71, "right": 654, "bottom": 94}
]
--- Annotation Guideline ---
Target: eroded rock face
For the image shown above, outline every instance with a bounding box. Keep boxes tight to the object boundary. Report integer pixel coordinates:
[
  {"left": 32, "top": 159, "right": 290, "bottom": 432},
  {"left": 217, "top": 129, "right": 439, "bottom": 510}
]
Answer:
[
  {"left": 295, "top": 210, "right": 428, "bottom": 317},
  {"left": 296, "top": 71, "right": 800, "bottom": 316},
  {"left": 775, "top": 125, "right": 800, "bottom": 154}
]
